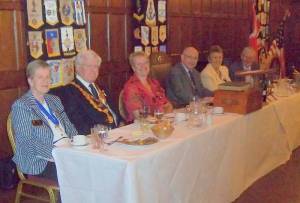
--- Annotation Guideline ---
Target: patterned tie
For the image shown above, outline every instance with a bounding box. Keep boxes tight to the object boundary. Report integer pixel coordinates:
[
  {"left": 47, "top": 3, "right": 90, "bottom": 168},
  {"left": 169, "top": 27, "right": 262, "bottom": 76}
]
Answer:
[{"left": 89, "top": 84, "right": 99, "bottom": 99}]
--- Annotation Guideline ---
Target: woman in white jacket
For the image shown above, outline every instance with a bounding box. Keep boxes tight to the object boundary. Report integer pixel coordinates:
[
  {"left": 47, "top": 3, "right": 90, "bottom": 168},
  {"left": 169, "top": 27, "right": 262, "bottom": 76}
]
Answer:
[{"left": 201, "top": 45, "right": 231, "bottom": 91}]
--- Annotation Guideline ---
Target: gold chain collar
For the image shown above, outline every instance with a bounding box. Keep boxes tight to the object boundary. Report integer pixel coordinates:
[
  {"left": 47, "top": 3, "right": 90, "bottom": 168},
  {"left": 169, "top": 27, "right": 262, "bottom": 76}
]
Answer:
[{"left": 70, "top": 82, "right": 114, "bottom": 124}]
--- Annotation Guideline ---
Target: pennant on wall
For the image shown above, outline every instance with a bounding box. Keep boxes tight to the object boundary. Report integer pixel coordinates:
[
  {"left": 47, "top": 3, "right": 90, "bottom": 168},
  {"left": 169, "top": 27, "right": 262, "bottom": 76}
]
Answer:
[
  {"left": 45, "top": 29, "right": 61, "bottom": 57},
  {"left": 59, "top": 0, "right": 74, "bottom": 25},
  {"left": 145, "top": 0, "right": 156, "bottom": 26},
  {"left": 61, "top": 58, "right": 75, "bottom": 84},
  {"left": 151, "top": 26, "right": 159, "bottom": 46},
  {"left": 133, "top": 0, "right": 144, "bottom": 22},
  {"left": 159, "top": 25, "right": 167, "bottom": 42},
  {"left": 27, "top": 0, "right": 44, "bottom": 29},
  {"left": 44, "top": 0, "right": 59, "bottom": 26},
  {"left": 74, "top": 28, "right": 87, "bottom": 52},
  {"left": 74, "top": 0, "right": 86, "bottom": 25},
  {"left": 60, "top": 26, "right": 75, "bottom": 56},
  {"left": 28, "top": 31, "right": 43, "bottom": 59},
  {"left": 158, "top": 0, "right": 166, "bottom": 23},
  {"left": 141, "top": 26, "right": 150, "bottom": 46},
  {"left": 47, "top": 59, "right": 62, "bottom": 87}
]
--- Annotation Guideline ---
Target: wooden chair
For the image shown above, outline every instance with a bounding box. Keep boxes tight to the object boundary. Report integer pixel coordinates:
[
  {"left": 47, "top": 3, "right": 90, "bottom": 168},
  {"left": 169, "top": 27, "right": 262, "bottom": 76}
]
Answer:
[
  {"left": 7, "top": 113, "right": 59, "bottom": 203},
  {"left": 118, "top": 90, "right": 127, "bottom": 121},
  {"left": 150, "top": 52, "right": 172, "bottom": 89}
]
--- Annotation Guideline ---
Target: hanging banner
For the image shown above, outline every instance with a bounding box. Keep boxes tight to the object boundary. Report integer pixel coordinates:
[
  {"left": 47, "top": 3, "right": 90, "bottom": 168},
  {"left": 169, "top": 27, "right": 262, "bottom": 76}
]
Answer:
[
  {"left": 144, "top": 46, "right": 151, "bottom": 56},
  {"left": 141, "top": 26, "right": 150, "bottom": 46},
  {"left": 145, "top": 0, "right": 156, "bottom": 26},
  {"left": 74, "top": 0, "right": 86, "bottom": 25},
  {"left": 28, "top": 31, "right": 43, "bottom": 59},
  {"left": 151, "top": 26, "right": 159, "bottom": 46},
  {"left": 59, "top": 0, "right": 74, "bottom": 25},
  {"left": 74, "top": 28, "right": 87, "bottom": 52},
  {"left": 61, "top": 26, "right": 75, "bottom": 56},
  {"left": 61, "top": 58, "right": 75, "bottom": 84},
  {"left": 133, "top": 0, "right": 144, "bottom": 22},
  {"left": 159, "top": 25, "right": 167, "bottom": 42},
  {"left": 47, "top": 59, "right": 62, "bottom": 87},
  {"left": 45, "top": 29, "right": 61, "bottom": 57},
  {"left": 27, "top": 0, "right": 44, "bottom": 29},
  {"left": 44, "top": 0, "right": 59, "bottom": 26},
  {"left": 158, "top": 0, "right": 166, "bottom": 23}
]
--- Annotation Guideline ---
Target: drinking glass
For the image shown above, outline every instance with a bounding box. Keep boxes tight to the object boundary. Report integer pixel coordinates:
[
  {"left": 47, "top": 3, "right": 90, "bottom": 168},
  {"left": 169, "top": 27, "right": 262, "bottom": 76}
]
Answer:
[
  {"left": 139, "top": 105, "right": 150, "bottom": 119},
  {"left": 154, "top": 108, "right": 164, "bottom": 121}
]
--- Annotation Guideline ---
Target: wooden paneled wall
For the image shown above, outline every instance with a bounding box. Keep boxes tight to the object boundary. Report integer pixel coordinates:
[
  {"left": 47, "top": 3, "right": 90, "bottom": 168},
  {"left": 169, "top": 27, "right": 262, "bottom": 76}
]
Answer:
[{"left": 0, "top": 0, "right": 296, "bottom": 158}]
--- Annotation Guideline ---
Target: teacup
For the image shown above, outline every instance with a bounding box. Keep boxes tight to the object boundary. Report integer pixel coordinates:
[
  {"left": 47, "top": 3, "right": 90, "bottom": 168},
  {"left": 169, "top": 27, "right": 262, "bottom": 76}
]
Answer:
[
  {"left": 72, "top": 135, "right": 87, "bottom": 146},
  {"left": 213, "top": 106, "right": 224, "bottom": 114}
]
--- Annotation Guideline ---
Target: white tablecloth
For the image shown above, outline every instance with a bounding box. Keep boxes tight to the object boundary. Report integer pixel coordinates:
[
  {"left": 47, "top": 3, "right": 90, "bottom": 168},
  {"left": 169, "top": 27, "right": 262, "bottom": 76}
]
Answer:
[{"left": 53, "top": 93, "right": 300, "bottom": 203}]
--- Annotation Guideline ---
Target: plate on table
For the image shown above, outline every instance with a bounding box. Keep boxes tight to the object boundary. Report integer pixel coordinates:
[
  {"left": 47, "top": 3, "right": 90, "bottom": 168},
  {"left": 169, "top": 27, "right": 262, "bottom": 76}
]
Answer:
[{"left": 118, "top": 137, "right": 159, "bottom": 146}]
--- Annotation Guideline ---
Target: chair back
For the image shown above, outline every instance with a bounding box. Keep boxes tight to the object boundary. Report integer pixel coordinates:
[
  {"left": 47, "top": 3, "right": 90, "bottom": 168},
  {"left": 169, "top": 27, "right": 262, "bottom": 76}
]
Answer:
[
  {"left": 118, "top": 90, "right": 127, "bottom": 121},
  {"left": 7, "top": 113, "right": 26, "bottom": 181},
  {"left": 150, "top": 52, "right": 172, "bottom": 88}
]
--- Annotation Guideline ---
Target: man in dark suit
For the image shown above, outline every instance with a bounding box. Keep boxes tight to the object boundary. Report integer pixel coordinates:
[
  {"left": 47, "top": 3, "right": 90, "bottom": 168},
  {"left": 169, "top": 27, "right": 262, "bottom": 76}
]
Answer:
[
  {"left": 229, "top": 46, "right": 259, "bottom": 82},
  {"left": 166, "top": 46, "right": 212, "bottom": 107},
  {"left": 51, "top": 50, "right": 118, "bottom": 135}
]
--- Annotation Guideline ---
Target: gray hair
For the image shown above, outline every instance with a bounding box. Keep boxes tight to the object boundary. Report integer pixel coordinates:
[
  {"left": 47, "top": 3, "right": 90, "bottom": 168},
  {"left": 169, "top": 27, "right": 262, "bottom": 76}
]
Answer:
[
  {"left": 241, "top": 46, "right": 256, "bottom": 57},
  {"left": 129, "top": 51, "right": 148, "bottom": 67},
  {"left": 26, "top": 60, "right": 50, "bottom": 78},
  {"left": 75, "top": 49, "right": 102, "bottom": 68}
]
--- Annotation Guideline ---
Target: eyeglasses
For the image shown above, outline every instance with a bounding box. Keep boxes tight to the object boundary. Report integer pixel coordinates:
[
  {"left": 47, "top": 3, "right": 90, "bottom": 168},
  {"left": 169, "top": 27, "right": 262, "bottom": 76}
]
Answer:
[{"left": 78, "top": 63, "right": 100, "bottom": 69}]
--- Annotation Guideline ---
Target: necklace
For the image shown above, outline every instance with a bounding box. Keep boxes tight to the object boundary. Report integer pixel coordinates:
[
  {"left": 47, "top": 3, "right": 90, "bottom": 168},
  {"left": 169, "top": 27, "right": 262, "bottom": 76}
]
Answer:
[{"left": 70, "top": 82, "right": 114, "bottom": 124}]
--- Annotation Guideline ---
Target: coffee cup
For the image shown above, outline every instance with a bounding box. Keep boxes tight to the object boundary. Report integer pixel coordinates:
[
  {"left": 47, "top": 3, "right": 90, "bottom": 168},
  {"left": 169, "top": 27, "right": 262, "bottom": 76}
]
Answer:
[
  {"left": 175, "top": 112, "right": 187, "bottom": 123},
  {"left": 72, "top": 135, "right": 87, "bottom": 146},
  {"left": 213, "top": 106, "right": 224, "bottom": 114}
]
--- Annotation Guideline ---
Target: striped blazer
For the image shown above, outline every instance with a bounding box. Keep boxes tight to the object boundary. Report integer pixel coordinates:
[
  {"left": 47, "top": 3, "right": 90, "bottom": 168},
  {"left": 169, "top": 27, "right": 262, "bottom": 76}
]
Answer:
[{"left": 11, "top": 91, "right": 78, "bottom": 175}]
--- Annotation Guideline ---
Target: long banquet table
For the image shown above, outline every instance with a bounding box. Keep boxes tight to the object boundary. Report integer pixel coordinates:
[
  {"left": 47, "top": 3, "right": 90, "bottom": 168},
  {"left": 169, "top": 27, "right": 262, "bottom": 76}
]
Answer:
[{"left": 53, "top": 92, "right": 300, "bottom": 203}]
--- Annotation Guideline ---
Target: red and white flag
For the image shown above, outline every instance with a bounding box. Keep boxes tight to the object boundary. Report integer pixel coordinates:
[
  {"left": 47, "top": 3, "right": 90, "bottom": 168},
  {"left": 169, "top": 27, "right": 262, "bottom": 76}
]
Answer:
[{"left": 248, "top": 0, "right": 261, "bottom": 53}]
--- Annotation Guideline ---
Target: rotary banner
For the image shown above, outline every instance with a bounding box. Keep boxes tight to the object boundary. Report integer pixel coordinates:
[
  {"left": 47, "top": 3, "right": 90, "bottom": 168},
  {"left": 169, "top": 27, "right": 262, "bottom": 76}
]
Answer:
[
  {"left": 24, "top": 0, "right": 88, "bottom": 88},
  {"left": 132, "top": 0, "right": 167, "bottom": 55}
]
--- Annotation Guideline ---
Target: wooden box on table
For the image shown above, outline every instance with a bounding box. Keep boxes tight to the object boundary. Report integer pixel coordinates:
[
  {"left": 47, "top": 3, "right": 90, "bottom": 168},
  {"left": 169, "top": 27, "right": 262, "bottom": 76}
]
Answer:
[{"left": 213, "top": 88, "right": 263, "bottom": 114}]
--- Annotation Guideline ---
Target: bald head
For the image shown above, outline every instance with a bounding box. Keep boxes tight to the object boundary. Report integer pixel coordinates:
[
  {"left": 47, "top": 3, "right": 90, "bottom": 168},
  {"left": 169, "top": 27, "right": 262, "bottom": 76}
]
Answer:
[
  {"left": 241, "top": 47, "right": 257, "bottom": 66},
  {"left": 181, "top": 46, "right": 199, "bottom": 69}
]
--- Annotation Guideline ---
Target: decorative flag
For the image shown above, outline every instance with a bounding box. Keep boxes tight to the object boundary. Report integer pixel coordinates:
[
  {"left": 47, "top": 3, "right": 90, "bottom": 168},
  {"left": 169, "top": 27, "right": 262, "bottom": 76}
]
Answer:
[
  {"left": 74, "top": 28, "right": 87, "bottom": 52},
  {"left": 145, "top": 0, "right": 156, "bottom": 26},
  {"left": 44, "top": 0, "right": 59, "bottom": 26},
  {"left": 133, "top": 0, "right": 144, "bottom": 22},
  {"left": 59, "top": 0, "right": 74, "bottom": 25},
  {"left": 27, "top": 0, "right": 44, "bottom": 29},
  {"left": 159, "top": 25, "right": 167, "bottom": 42},
  {"left": 267, "top": 10, "right": 290, "bottom": 78},
  {"left": 248, "top": 0, "right": 261, "bottom": 54},
  {"left": 151, "top": 26, "right": 159, "bottom": 46},
  {"left": 61, "top": 58, "right": 75, "bottom": 84},
  {"left": 45, "top": 29, "right": 60, "bottom": 57},
  {"left": 158, "top": 0, "right": 166, "bottom": 23},
  {"left": 141, "top": 26, "right": 150, "bottom": 46},
  {"left": 47, "top": 60, "right": 62, "bottom": 87},
  {"left": 60, "top": 26, "right": 75, "bottom": 56},
  {"left": 28, "top": 31, "right": 43, "bottom": 59},
  {"left": 74, "top": 0, "right": 86, "bottom": 25}
]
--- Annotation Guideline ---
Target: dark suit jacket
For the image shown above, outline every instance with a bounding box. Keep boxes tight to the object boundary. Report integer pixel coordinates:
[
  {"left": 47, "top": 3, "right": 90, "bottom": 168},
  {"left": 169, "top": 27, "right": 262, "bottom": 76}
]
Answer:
[
  {"left": 50, "top": 78, "right": 118, "bottom": 135},
  {"left": 166, "top": 63, "right": 212, "bottom": 107},
  {"left": 229, "top": 60, "right": 259, "bottom": 81}
]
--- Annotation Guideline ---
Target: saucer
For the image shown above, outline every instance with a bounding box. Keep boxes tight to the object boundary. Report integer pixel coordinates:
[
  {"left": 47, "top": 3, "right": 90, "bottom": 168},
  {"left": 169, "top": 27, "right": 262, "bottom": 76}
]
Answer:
[{"left": 71, "top": 141, "right": 88, "bottom": 147}]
